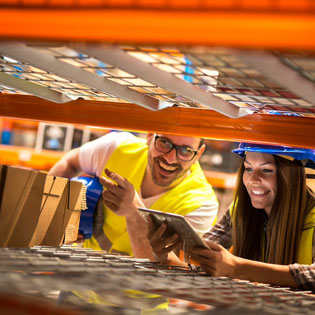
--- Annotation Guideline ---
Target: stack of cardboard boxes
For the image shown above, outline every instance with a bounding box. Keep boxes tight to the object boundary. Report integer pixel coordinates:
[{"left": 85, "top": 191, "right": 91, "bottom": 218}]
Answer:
[{"left": 0, "top": 164, "right": 86, "bottom": 247}]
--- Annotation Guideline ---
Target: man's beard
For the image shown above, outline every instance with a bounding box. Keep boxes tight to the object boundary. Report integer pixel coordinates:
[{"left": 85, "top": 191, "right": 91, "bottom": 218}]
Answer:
[{"left": 150, "top": 156, "right": 185, "bottom": 187}]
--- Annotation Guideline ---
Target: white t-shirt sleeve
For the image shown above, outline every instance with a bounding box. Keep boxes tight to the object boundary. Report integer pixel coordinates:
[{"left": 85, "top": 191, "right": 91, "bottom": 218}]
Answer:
[
  {"left": 184, "top": 201, "right": 218, "bottom": 236},
  {"left": 79, "top": 131, "right": 136, "bottom": 177}
]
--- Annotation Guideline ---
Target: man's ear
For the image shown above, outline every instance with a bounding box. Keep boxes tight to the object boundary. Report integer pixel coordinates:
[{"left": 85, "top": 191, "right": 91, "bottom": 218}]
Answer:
[
  {"left": 147, "top": 133, "right": 155, "bottom": 146},
  {"left": 194, "top": 144, "right": 206, "bottom": 163}
]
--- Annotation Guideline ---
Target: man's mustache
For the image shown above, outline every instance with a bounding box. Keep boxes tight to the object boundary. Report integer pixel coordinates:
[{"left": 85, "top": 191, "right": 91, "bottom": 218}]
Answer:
[{"left": 155, "top": 157, "right": 182, "bottom": 169}]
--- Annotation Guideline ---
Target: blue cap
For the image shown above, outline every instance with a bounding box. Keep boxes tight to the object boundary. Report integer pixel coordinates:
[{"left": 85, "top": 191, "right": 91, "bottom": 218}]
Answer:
[{"left": 232, "top": 143, "right": 315, "bottom": 170}]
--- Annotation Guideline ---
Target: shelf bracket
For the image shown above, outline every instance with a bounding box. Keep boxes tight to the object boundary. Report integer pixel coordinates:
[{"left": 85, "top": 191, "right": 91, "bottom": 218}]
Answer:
[
  {"left": 0, "top": 72, "right": 72, "bottom": 103},
  {"left": 0, "top": 42, "right": 172, "bottom": 111}
]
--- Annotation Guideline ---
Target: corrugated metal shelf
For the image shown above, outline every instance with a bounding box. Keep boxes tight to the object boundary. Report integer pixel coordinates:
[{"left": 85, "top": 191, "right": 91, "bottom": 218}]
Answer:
[
  {"left": 0, "top": 2, "right": 314, "bottom": 164},
  {"left": 0, "top": 1, "right": 314, "bottom": 144}
]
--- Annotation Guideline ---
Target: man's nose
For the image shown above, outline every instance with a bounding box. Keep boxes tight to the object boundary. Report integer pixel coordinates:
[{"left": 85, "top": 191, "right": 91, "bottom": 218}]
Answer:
[{"left": 163, "top": 147, "right": 178, "bottom": 163}]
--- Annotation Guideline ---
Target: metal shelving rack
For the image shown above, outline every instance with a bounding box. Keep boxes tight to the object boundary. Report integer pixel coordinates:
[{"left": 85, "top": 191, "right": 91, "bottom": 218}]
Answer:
[
  {"left": 0, "top": 2, "right": 315, "bottom": 313},
  {"left": 0, "top": 1, "right": 314, "bottom": 148}
]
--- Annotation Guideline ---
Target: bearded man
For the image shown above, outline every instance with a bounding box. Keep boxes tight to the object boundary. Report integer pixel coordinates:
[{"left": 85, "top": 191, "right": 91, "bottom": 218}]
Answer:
[{"left": 49, "top": 131, "right": 218, "bottom": 259}]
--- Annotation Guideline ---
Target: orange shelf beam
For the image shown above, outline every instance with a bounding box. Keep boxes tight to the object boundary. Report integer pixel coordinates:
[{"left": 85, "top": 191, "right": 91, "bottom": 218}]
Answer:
[
  {"left": 204, "top": 170, "right": 237, "bottom": 189},
  {"left": 0, "top": 144, "right": 236, "bottom": 188},
  {"left": 0, "top": 144, "right": 63, "bottom": 171},
  {"left": 0, "top": 6, "right": 315, "bottom": 49},
  {"left": 1, "top": 94, "right": 315, "bottom": 149}
]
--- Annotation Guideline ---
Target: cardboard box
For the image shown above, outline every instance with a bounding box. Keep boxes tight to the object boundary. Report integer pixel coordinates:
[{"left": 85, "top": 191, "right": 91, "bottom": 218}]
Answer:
[{"left": 0, "top": 164, "right": 86, "bottom": 247}]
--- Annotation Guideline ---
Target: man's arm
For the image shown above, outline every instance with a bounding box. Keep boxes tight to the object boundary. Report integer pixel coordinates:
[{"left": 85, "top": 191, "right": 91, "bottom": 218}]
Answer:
[
  {"left": 48, "top": 148, "right": 82, "bottom": 179},
  {"left": 100, "top": 169, "right": 155, "bottom": 260},
  {"left": 125, "top": 209, "right": 157, "bottom": 260}
]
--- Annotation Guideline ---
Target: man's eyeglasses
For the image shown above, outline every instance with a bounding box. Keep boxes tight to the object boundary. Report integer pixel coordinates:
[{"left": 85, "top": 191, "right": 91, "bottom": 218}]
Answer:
[{"left": 154, "top": 135, "right": 199, "bottom": 162}]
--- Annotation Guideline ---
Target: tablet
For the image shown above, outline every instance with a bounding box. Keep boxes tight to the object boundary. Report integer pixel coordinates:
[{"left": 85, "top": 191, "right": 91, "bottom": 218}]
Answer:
[{"left": 138, "top": 207, "right": 209, "bottom": 260}]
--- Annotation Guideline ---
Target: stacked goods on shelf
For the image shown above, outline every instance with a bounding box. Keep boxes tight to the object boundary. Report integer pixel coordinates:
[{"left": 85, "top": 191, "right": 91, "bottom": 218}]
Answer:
[{"left": 0, "top": 164, "right": 87, "bottom": 247}]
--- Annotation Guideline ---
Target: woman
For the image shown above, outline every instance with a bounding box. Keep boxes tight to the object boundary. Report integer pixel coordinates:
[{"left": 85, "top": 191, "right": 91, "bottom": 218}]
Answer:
[{"left": 147, "top": 143, "right": 315, "bottom": 291}]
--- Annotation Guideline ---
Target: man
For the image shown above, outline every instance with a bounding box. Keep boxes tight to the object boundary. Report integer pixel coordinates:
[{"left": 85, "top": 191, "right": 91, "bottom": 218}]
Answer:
[{"left": 48, "top": 131, "right": 218, "bottom": 259}]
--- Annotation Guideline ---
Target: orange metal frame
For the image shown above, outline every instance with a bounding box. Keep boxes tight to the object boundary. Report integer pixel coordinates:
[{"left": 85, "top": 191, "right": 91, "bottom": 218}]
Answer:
[
  {"left": 0, "top": 1, "right": 314, "bottom": 155},
  {"left": 1, "top": 94, "right": 314, "bottom": 149},
  {"left": 0, "top": 143, "right": 237, "bottom": 188},
  {"left": 0, "top": 1, "right": 315, "bottom": 49},
  {"left": 0, "top": 144, "right": 63, "bottom": 170}
]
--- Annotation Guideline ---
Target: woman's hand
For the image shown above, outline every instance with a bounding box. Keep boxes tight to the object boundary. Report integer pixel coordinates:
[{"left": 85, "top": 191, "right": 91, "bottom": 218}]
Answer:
[
  {"left": 190, "top": 241, "right": 240, "bottom": 278},
  {"left": 146, "top": 216, "right": 181, "bottom": 263}
]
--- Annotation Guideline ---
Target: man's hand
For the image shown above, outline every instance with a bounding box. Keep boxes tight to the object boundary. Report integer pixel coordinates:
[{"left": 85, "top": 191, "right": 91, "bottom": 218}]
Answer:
[
  {"left": 101, "top": 169, "right": 155, "bottom": 259},
  {"left": 100, "top": 168, "right": 143, "bottom": 218},
  {"left": 147, "top": 216, "right": 181, "bottom": 263},
  {"left": 190, "top": 241, "right": 239, "bottom": 278}
]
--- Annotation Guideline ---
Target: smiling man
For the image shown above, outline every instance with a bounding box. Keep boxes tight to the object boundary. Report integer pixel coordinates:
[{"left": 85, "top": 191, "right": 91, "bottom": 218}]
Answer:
[{"left": 48, "top": 131, "right": 218, "bottom": 259}]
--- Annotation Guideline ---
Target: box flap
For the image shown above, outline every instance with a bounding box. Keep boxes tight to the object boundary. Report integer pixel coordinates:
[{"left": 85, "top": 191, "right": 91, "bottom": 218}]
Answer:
[
  {"left": 41, "top": 183, "right": 69, "bottom": 246},
  {"left": 43, "top": 175, "right": 68, "bottom": 197},
  {"left": 30, "top": 175, "right": 68, "bottom": 246},
  {"left": 68, "top": 181, "right": 87, "bottom": 211}
]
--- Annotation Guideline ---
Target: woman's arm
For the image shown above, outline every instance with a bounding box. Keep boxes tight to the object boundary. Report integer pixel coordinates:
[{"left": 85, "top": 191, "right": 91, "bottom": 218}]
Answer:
[
  {"left": 236, "top": 257, "right": 297, "bottom": 288},
  {"left": 191, "top": 242, "right": 298, "bottom": 288}
]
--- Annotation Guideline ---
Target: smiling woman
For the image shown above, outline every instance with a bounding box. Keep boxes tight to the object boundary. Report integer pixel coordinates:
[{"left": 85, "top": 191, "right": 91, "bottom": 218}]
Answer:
[
  {"left": 242, "top": 153, "right": 277, "bottom": 216},
  {"left": 231, "top": 150, "right": 315, "bottom": 266},
  {"left": 148, "top": 142, "right": 315, "bottom": 291}
]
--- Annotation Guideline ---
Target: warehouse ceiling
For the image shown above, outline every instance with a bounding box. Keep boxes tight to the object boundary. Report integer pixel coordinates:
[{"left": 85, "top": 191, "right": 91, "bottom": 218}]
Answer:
[{"left": 0, "top": 42, "right": 315, "bottom": 119}]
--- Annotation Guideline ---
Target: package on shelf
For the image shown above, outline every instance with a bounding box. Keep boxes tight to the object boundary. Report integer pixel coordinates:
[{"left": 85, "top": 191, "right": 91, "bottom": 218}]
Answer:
[{"left": 0, "top": 164, "right": 87, "bottom": 247}]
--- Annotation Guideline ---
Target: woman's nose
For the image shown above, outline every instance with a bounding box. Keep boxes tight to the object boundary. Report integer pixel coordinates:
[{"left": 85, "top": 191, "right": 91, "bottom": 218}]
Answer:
[{"left": 249, "top": 170, "right": 262, "bottom": 183}]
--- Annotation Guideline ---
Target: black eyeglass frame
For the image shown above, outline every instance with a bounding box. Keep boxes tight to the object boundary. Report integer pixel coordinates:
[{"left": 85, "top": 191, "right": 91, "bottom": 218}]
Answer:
[{"left": 153, "top": 135, "right": 199, "bottom": 162}]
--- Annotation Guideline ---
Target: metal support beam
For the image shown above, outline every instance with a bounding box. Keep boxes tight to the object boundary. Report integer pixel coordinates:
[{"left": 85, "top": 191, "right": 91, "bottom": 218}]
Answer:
[
  {"left": 234, "top": 50, "right": 315, "bottom": 107},
  {"left": 0, "top": 42, "right": 171, "bottom": 111},
  {"left": 0, "top": 72, "right": 72, "bottom": 103},
  {"left": 1, "top": 94, "right": 315, "bottom": 149},
  {"left": 0, "top": 9, "right": 315, "bottom": 50},
  {"left": 73, "top": 44, "right": 252, "bottom": 119}
]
